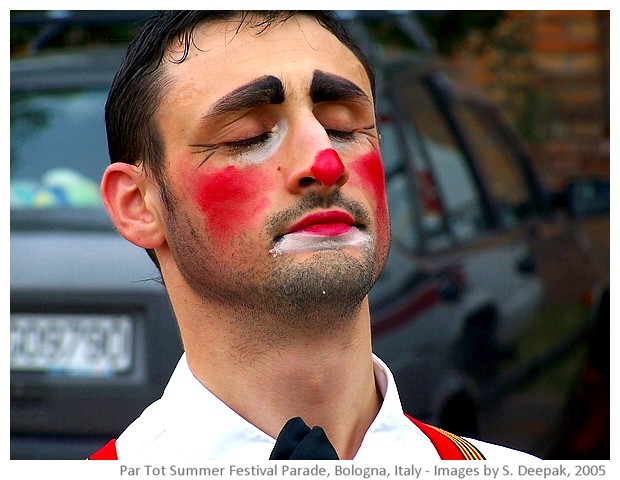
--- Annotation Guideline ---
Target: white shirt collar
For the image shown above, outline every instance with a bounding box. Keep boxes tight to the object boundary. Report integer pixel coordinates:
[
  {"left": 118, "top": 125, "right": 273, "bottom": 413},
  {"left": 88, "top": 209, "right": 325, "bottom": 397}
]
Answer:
[{"left": 116, "top": 353, "right": 439, "bottom": 460}]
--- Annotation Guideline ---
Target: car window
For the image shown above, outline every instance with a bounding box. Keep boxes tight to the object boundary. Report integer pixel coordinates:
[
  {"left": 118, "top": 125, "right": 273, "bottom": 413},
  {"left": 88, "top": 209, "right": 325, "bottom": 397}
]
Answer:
[
  {"left": 394, "top": 73, "right": 487, "bottom": 250},
  {"left": 378, "top": 112, "right": 420, "bottom": 252},
  {"left": 452, "top": 101, "right": 536, "bottom": 228},
  {"left": 11, "top": 88, "right": 108, "bottom": 210},
  {"left": 370, "top": 100, "right": 424, "bottom": 309}
]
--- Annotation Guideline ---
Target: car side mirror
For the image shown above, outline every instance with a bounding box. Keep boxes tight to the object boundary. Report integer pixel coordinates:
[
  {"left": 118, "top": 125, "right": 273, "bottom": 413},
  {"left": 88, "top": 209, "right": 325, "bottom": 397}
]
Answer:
[{"left": 564, "top": 179, "right": 610, "bottom": 217}]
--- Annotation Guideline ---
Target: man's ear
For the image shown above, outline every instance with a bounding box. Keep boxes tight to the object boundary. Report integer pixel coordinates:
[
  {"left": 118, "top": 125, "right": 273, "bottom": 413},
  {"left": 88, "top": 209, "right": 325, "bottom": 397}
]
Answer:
[{"left": 100, "top": 162, "right": 166, "bottom": 249}]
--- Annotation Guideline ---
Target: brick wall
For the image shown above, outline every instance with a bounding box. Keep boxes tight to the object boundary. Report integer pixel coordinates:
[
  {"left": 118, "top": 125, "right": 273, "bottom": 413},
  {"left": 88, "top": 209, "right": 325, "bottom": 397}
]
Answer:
[{"left": 450, "top": 11, "right": 609, "bottom": 189}]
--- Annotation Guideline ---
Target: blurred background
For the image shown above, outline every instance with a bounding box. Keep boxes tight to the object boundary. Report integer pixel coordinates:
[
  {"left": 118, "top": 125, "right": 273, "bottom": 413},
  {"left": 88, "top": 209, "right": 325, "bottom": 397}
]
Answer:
[
  {"left": 426, "top": 10, "right": 609, "bottom": 212},
  {"left": 420, "top": 9, "right": 610, "bottom": 285},
  {"left": 10, "top": 10, "right": 610, "bottom": 460}
]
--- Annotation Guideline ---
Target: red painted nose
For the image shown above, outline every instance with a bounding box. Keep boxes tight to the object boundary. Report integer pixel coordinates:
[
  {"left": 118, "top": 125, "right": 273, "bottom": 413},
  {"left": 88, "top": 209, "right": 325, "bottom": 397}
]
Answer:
[{"left": 311, "top": 149, "right": 345, "bottom": 187}]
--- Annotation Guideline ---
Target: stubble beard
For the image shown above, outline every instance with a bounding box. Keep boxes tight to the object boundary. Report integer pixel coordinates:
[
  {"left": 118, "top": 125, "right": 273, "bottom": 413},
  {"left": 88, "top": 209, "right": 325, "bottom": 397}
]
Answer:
[{"left": 264, "top": 248, "right": 378, "bottom": 333}]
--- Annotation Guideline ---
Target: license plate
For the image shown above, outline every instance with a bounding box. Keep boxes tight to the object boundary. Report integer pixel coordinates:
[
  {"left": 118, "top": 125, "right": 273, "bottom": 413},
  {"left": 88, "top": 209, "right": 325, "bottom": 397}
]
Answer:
[{"left": 10, "top": 313, "right": 134, "bottom": 377}]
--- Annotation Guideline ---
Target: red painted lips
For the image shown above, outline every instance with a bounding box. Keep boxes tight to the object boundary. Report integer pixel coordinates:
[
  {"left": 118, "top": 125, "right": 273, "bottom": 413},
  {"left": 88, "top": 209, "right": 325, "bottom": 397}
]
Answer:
[{"left": 286, "top": 211, "right": 355, "bottom": 236}]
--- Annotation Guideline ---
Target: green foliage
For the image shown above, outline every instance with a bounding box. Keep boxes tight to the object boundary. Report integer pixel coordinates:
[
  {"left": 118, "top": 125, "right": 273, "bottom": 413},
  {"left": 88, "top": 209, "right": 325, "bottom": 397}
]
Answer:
[
  {"left": 418, "top": 10, "right": 505, "bottom": 55},
  {"left": 10, "top": 10, "right": 144, "bottom": 55}
]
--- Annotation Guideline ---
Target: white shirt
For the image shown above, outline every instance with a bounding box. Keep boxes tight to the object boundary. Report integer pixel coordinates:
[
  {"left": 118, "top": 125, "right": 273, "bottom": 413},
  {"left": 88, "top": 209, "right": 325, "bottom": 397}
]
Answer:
[{"left": 115, "top": 353, "right": 538, "bottom": 461}]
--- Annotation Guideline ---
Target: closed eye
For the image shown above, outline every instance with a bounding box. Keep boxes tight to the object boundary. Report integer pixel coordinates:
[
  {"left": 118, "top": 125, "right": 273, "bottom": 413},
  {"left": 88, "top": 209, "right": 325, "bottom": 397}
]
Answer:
[
  {"left": 326, "top": 129, "right": 355, "bottom": 142},
  {"left": 224, "top": 132, "right": 273, "bottom": 152}
]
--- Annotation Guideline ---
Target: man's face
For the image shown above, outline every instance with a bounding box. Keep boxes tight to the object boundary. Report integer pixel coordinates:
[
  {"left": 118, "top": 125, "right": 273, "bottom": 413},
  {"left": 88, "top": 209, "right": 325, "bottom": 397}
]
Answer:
[{"left": 154, "top": 15, "right": 390, "bottom": 324}]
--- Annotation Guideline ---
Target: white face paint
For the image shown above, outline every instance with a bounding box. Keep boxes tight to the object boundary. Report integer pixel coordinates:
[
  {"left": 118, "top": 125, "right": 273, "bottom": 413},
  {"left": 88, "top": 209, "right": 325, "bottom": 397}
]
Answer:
[
  {"left": 269, "top": 228, "right": 373, "bottom": 257},
  {"left": 228, "top": 119, "right": 288, "bottom": 167},
  {"left": 330, "top": 136, "right": 362, "bottom": 155}
]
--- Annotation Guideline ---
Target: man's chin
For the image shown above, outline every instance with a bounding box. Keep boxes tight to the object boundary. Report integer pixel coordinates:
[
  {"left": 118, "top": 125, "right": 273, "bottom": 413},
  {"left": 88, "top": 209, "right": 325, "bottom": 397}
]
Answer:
[{"left": 265, "top": 252, "right": 375, "bottom": 317}]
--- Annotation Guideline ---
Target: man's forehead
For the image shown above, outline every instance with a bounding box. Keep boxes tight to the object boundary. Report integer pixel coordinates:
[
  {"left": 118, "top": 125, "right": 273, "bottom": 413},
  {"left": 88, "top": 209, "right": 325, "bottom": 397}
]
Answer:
[
  {"left": 158, "top": 14, "right": 373, "bottom": 109},
  {"left": 164, "top": 13, "right": 316, "bottom": 59}
]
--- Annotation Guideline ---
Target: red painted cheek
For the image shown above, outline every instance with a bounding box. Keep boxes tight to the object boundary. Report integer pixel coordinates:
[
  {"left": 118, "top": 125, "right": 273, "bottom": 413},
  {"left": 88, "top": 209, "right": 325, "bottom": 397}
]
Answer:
[
  {"left": 311, "top": 148, "right": 345, "bottom": 186},
  {"left": 350, "top": 150, "right": 390, "bottom": 242},
  {"left": 192, "top": 166, "right": 271, "bottom": 243}
]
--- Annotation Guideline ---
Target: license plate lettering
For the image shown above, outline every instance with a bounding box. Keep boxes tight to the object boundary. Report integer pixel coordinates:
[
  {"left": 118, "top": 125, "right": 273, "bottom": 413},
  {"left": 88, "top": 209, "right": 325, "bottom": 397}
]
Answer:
[{"left": 10, "top": 314, "right": 134, "bottom": 376}]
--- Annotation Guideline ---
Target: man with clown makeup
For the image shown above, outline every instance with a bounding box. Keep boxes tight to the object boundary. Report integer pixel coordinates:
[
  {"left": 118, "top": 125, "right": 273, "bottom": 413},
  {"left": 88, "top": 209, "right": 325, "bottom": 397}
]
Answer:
[{"left": 92, "top": 10, "right": 537, "bottom": 461}]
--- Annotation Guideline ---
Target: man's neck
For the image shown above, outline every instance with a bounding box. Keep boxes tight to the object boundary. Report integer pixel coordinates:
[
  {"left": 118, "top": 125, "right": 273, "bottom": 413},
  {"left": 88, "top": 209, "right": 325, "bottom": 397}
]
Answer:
[{"left": 180, "top": 297, "right": 381, "bottom": 460}]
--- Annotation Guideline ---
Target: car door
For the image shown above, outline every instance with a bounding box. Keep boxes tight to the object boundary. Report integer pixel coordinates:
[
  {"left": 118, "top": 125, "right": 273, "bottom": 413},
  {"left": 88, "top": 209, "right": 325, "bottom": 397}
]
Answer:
[
  {"left": 369, "top": 61, "right": 511, "bottom": 432},
  {"left": 371, "top": 58, "right": 574, "bottom": 449},
  {"left": 448, "top": 92, "right": 605, "bottom": 455}
]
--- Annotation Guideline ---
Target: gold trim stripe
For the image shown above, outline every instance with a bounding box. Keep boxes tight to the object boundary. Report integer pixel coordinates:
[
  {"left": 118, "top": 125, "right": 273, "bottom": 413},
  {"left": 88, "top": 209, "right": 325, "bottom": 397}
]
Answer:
[{"left": 428, "top": 424, "right": 486, "bottom": 460}]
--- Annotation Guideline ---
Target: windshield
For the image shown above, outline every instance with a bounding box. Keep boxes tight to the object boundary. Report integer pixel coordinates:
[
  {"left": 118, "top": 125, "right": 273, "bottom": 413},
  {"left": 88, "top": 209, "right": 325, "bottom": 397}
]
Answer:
[{"left": 11, "top": 88, "right": 109, "bottom": 211}]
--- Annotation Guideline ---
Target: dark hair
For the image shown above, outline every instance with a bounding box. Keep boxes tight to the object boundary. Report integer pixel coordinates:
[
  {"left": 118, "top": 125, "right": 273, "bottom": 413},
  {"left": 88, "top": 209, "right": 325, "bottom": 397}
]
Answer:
[{"left": 105, "top": 11, "right": 375, "bottom": 269}]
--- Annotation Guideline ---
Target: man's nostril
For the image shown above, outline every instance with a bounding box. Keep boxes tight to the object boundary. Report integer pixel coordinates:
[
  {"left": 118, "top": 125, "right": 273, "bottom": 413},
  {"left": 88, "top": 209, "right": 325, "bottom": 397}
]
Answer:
[{"left": 299, "top": 177, "right": 315, "bottom": 188}]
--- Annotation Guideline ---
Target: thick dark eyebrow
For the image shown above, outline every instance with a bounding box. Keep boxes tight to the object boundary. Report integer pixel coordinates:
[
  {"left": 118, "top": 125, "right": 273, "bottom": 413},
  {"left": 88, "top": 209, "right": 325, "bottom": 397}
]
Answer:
[
  {"left": 206, "top": 75, "right": 285, "bottom": 117},
  {"left": 310, "top": 70, "right": 370, "bottom": 105}
]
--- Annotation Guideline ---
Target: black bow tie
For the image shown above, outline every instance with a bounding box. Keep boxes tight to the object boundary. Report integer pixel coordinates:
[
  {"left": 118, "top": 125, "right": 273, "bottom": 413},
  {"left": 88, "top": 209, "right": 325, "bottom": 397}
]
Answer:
[{"left": 269, "top": 417, "right": 339, "bottom": 460}]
